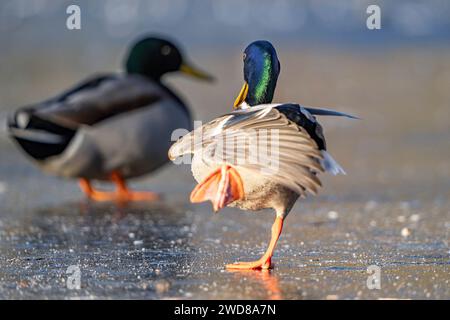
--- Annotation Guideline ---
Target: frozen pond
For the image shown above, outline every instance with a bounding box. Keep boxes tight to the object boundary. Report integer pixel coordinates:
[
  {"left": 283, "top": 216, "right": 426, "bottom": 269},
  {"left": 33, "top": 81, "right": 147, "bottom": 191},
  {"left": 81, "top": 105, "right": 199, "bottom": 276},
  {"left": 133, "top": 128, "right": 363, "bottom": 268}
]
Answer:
[{"left": 0, "top": 49, "right": 449, "bottom": 299}]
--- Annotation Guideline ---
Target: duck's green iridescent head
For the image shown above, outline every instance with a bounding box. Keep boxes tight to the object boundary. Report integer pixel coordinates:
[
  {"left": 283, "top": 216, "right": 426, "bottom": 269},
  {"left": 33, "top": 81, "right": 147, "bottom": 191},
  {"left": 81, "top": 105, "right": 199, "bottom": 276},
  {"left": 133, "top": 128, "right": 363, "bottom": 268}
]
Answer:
[
  {"left": 125, "top": 36, "right": 213, "bottom": 81},
  {"left": 234, "top": 40, "right": 280, "bottom": 108}
]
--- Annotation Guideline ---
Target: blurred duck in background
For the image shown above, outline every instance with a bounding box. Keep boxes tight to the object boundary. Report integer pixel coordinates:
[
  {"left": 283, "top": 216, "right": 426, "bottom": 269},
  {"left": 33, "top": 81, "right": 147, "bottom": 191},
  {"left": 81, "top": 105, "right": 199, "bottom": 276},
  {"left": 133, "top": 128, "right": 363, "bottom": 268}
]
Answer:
[
  {"left": 169, "top": 40, "right": 356, "bottom": 269},
  {"left": 8, "top": 36, "right": 213, "bottom": 202}
]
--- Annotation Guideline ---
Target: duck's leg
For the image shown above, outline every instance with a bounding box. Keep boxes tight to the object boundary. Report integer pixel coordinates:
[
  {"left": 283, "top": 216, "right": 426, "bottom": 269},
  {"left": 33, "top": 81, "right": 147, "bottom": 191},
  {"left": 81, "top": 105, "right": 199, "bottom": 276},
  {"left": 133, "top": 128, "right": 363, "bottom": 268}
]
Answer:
[
  {"left": 190, "top": 165, "right": 244, "bottom": 212},
  {"left": 79, "top": 178, "right": 117, "bottom": 201},
  {"left": 226, "top": 216, "right": 283, "bottom": 270},
  {"left": 78, "top": 173, "right": 159, "bottom": 202},
  {"left": 110, "top": 172, "right": 159, "bottom": 202}
]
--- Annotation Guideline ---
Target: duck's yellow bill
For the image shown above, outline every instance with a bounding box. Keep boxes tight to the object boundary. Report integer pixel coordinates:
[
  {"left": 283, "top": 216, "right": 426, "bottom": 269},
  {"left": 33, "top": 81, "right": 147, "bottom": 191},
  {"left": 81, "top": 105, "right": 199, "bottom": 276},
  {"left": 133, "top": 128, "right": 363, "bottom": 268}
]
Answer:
[
  {"left": 233, "top": 82, "right": 248, "bottom": 108},
  {"left": 180, "top": 63, "right": 214, "bottom": 81}
]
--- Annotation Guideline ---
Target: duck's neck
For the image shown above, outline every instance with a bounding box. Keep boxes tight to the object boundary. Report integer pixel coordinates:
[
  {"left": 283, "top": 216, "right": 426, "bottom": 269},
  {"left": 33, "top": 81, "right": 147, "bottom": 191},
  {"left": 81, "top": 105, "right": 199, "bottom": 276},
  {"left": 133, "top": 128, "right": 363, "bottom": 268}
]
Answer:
[
  {"left": 130, "top": 70, "right": 163, "bottom": 82},
  {"left": 155, "top": 78, "right": 192, "bottom": 121},
  {"left": 245, "top": 57, "right": 278, "bottom": 106}
]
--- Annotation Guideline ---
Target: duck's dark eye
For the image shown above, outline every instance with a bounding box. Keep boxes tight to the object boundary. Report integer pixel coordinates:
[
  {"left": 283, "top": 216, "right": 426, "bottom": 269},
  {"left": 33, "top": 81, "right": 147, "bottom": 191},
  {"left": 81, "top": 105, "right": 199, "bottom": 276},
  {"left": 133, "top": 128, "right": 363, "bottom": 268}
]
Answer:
[
  {"left": 161, "top": 45, "right": 171, "bottom": 56},
  {"left": 243, "top": 53, "right": 246, "bottom": 60}
]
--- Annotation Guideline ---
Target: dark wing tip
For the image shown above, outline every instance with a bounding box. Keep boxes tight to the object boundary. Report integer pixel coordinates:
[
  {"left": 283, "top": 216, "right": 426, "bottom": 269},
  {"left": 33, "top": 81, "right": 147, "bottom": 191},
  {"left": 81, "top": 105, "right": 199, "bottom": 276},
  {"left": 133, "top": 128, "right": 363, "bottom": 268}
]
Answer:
[{"left": 303, "top": 106, "right": 361, "bottom": 120}]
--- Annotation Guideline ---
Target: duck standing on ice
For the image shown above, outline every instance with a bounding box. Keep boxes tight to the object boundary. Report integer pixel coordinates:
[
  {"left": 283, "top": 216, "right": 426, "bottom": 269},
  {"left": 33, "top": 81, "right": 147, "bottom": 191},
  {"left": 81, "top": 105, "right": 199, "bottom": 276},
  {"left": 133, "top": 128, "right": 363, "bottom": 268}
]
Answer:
[
  {"left": 8, "top": 36, "right": 213, "bottom": 202},
  {"left": 169, "top": 40, "right": 356, "bottom": 269}
]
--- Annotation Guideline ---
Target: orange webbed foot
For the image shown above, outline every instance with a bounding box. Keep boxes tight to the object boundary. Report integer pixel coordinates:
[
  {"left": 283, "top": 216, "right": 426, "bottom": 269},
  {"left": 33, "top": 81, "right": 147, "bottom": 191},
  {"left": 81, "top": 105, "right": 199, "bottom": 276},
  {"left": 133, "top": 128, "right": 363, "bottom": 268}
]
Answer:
[
  {"left": 226, "top": 257, "right": 272, "bottom": 270},
  {"left": 118, "top": 191, "right": 160, "bottom": 202},
  {"left": 190, "top": 165, "right": 244, "bottom": 212},
  {"left": 111, "top": 172, "right": 160, "bottom": 202},
  {"left": 79, "top": 179, "right": 118, "bottom": 202},
  {"left": 79, "top": 174, "right": 160, "bottom": 203}
]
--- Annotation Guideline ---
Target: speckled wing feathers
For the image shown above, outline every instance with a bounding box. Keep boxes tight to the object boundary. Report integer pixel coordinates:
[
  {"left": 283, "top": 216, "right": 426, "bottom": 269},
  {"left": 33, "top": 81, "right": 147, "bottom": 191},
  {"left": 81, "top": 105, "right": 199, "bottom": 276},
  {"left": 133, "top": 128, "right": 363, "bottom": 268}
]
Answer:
[{"left": 169, "top": 106, "right": 325, "bottom": 196}]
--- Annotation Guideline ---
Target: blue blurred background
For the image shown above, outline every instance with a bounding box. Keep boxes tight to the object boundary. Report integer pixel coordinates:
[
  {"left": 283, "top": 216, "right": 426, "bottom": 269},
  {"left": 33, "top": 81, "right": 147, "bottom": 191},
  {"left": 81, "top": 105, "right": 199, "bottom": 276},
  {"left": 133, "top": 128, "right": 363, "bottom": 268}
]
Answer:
[{"left": 1, "top": 0, "right": 449, "bottom": 47}]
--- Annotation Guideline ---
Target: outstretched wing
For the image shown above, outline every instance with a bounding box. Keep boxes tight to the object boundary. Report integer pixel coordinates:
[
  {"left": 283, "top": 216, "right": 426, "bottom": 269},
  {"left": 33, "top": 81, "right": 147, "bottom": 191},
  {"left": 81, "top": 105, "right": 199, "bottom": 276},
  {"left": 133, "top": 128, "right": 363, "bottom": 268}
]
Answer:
[{"left": 169, "top": 104, "right": 325, "bottom": 196}]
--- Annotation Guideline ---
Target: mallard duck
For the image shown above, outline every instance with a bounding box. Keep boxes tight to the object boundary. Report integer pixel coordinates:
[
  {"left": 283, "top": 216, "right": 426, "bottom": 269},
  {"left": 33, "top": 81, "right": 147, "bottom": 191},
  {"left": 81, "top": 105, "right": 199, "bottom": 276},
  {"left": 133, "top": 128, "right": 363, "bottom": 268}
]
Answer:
[
  {"left": 169, "top": 40, "right": 356, "bottom": 269},
  {"left": 8, "top": 36, "right": 213, "bottom": 202}
]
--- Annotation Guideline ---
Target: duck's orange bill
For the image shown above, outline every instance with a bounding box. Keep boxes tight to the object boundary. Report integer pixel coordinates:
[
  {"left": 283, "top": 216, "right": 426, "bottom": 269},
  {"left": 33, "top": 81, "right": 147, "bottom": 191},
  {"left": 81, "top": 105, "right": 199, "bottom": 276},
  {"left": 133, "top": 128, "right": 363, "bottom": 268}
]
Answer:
[{"left": 190, "top": 165, "right": 244, "bottom": 212}]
